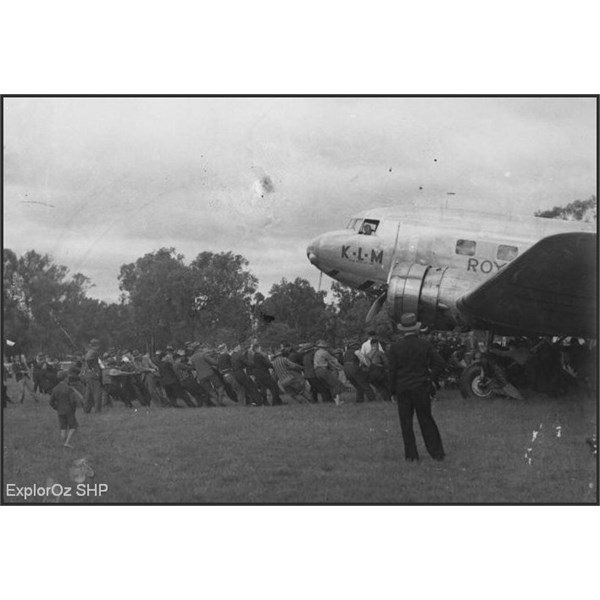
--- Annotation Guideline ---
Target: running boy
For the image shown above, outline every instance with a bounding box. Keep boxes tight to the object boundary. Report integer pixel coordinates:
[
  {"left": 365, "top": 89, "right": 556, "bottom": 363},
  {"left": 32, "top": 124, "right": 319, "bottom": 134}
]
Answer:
[{"left": 49, "top": 371, "right": 79, "bottom": 448}]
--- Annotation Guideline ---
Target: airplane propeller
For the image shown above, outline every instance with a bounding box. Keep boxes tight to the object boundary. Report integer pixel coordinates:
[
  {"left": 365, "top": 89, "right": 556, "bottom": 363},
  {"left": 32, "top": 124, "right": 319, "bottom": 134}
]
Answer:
[{"left": 365, "top": 290, "right": 387, "bottom": 323}]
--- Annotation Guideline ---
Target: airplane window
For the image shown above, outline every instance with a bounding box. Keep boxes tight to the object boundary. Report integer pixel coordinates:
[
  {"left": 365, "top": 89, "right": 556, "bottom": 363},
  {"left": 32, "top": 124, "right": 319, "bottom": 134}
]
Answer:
[
  {"left": 497, "top": 245, "right": 518, "bottom": 261},
  {"left": 455, "top": 239, "right": 476, "bottom": 256},
  {"left": 346, "top": 219, "right": 360, "bottom": 231},
  {"left": 359, "top": 219, "right": 380, "bottom": 235}
]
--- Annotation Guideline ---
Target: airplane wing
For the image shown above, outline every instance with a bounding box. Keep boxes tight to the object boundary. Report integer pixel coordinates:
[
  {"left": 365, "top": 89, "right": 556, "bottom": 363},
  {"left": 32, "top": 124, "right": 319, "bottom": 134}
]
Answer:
[{"left": 456, "top": 232, "right": 597, "bottom": 338}]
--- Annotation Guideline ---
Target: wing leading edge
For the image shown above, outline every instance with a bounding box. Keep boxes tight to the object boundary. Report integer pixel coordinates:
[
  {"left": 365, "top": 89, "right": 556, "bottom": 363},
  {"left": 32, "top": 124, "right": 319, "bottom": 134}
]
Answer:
[{"left": 457, "top": 232, "right": 597, "bottom": 338}]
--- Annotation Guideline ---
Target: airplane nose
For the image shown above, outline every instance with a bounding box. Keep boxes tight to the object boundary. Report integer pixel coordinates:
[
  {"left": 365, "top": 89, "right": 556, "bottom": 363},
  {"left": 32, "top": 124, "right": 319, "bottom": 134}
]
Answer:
[{"left": 306, "top": 236, "right": 320, "bottom": 265}]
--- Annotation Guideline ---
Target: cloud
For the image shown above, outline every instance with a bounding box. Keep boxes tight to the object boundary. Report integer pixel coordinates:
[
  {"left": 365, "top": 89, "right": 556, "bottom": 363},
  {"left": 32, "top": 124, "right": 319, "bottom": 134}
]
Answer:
[{"left": 3, "top": 97, "right": 596, "bottom": 303}]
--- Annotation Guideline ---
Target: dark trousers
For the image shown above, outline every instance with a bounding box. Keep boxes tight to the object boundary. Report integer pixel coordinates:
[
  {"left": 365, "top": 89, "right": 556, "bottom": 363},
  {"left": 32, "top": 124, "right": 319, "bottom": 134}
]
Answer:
[
  {"left": 344, "top": 364, "right": 376, "bottom": 402},
  {"left": 233, "top": 371, "right": 262, "bottom": 405},
  {"left": 104, "top": 382, "right": 132, "bottom": 407},
  {"left": 181, "top": 377, "right": 211, "bottom": 406},
  {"left": 307, "top": 376, "right": 332, "bottom": 403},
  {"left": 84, "top": 378, "right": 103, "bottom": 413},
  {"left": 195, "top": 376, "right": 217, "bottom": 406},
  {"left": 368, "top": 365, "right": 391, "bottom": 401},
  {"left": 254, "top": 373, "right": 282, "bottom": 405},
  {"left": 397, "top": 385, "right": 444, "bottom": 461},
  {"left": 218, "top": 372, "right": 239, "bottom": 402},
  {"left": 163, "top": 381, "right": 194, "bottom": 407},
  {"left": 314, "top": 367, "right": 345, "bottom": 397},
  {"left": 124, "top": 376, "right": 151, "bottom": 406}
]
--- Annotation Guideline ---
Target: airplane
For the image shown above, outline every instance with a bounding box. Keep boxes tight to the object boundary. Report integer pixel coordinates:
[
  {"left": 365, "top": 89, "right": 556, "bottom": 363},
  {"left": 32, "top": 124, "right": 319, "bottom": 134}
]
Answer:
[{"left": 306, "top": 205, "right": 597, "bottom": 340}]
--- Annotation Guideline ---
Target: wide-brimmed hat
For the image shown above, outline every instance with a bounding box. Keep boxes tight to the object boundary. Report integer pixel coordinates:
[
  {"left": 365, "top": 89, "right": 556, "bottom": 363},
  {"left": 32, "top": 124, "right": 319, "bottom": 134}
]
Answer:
[
  {"left": 89, "top": 338, "right": 100, "bottom": 347},
  {"left": 397, "top": 312, "right": 422, "bottom": 332},
  {"left": 347, "top": 338, "right": 361, "bottom": 348},
  {"left": 315, "top": 339, "right": 329, "bottom": 348}
]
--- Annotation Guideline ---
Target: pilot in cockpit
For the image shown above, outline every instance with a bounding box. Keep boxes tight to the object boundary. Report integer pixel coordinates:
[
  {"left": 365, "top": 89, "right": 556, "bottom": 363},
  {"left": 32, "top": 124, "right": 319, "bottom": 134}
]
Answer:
[
  {"left": 346, "top": 218, "right": 380, "bottom": 235},
  {"left": 359, "top": 219, "right": 379, "bottom": 236}
]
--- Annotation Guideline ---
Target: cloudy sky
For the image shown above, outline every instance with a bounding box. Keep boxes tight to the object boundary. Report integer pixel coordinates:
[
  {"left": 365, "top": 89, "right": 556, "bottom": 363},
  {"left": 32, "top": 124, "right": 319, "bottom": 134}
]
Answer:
[{"left": 3, "top": 96, "right": 597, "bottom": 303}]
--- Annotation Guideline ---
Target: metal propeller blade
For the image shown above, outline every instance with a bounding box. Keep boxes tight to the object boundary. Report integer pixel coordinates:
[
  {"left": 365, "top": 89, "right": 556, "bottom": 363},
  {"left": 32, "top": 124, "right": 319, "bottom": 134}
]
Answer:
[{"left": 365, "top": 291, "right": 387, "bottom": 323}]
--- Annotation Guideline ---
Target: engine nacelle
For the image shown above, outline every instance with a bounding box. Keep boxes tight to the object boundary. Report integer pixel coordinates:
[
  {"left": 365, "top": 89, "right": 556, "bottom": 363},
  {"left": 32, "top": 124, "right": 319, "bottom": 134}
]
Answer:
[{"left": 386, "top": 262, "right": 479, "bottom": 330}]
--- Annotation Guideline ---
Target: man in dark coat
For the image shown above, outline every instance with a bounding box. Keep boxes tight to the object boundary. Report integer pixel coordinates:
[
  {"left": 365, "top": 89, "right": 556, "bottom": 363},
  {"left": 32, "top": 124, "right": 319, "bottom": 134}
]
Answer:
[
  {"left": 231, "top": 343, "right": 262, "bottom": 406},
  {"left": 251, "top": 343, "right": 282, "bottom": 406},
  {"left": 214, "top": 345, "right": 239, "bottom": 403},
  {"left": 387, "top": 313, "right": 447, "bottom": 462},
  {"left": 172, "top": 353, "right": 204, "bottom": 407},
  {"left": 189, "top": 346, "right": 219, "bottom": 406},
  {"left": 156, "top": 351, "right": 189, "bottom": 408}
]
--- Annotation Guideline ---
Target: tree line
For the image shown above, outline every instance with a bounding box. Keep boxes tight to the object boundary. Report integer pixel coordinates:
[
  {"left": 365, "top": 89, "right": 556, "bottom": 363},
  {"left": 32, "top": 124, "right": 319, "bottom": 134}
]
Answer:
[{"left": 3, "top": 247, "right": 383, "bottom": 357}]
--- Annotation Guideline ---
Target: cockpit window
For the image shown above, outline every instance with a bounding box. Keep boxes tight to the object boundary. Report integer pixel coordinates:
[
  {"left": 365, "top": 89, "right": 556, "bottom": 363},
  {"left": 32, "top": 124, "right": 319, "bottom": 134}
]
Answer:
[
  {"left": 455, "top": 239, "right": 476, "bottom": 256},
  {"left": 346, "top": 218, "right": 361, "bottom": 231},
  {"left": 359, "top": 219, "right": 380, "bottom": 235}
]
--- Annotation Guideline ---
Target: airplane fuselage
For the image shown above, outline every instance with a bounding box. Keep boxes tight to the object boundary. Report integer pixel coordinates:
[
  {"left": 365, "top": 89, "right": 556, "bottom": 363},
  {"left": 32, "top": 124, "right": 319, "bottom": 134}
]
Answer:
[{"left": 307, "top": 205, "right": 596, "bottom": 330}]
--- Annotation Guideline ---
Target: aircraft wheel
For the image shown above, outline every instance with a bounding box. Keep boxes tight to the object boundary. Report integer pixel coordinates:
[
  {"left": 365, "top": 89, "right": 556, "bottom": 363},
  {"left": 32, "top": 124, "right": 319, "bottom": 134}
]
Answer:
[{"left": 459, "top": 364, "right": 494, "bottom": 399}]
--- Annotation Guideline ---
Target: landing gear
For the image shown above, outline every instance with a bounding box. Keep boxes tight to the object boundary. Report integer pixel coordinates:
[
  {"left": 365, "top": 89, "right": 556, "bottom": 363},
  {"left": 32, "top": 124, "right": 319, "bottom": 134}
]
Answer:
[{"left": 459, "top": 364, "right": 495, "bottom": 399}]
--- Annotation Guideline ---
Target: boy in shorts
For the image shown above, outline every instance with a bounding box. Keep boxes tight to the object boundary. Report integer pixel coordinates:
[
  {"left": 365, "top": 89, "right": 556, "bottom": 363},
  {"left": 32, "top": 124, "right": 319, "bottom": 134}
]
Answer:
[{"left": 49, "top": 371, "right": 79, "bottom": 448}]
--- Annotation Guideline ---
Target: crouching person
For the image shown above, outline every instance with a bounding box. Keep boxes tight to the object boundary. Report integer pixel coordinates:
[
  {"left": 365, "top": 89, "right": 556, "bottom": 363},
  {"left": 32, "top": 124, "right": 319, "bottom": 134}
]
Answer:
[{"left": 49, "top": 371, "right": 79, "bottom": 449}]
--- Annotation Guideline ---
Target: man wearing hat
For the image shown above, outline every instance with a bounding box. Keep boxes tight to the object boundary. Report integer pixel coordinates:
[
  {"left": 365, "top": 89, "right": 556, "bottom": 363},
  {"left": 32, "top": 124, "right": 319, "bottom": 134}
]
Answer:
[
  {"left": 231, "top": 342, "right": 263, "bottom": 406},
  {"left": 313, "top": 340, "right": 346, "bottom": 405},
  {"left": 388, "top": 313, "right": 446, "bottom": 462},
  {"left": 83, "top": 338, "right": 104, "bottom": 413},
  {"left": 251, "top": 343, "right": 282, "bottom": 406}
]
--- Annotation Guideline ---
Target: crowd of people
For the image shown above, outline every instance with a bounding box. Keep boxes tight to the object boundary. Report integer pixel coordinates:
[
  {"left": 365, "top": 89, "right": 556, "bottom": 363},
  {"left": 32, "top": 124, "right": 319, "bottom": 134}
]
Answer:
[
  {"left": 3, "top": 335, "right": 391, "bottom": 412},
  {"left": 3, "top": 329, "right": 596, "bottom": 413}
]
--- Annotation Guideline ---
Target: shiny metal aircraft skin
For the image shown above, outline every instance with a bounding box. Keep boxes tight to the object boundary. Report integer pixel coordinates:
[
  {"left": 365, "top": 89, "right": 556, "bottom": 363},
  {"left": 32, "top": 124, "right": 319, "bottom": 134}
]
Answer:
[{"left": 307, "top": 206, "right": 597, "bottom": 338}]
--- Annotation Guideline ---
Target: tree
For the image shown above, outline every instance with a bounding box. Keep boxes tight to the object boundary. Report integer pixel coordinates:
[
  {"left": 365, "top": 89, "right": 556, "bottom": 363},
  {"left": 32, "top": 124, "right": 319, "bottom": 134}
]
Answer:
[
  {"left": 2, "top": 249, "right": 100, "bottom": 355},
  {"left": 189, "top": 251, "right": 258, "bottom": 344},
  {"left": 118, "top": 249, "right": 259, "bottom": 348},
  {"left": 118, "top": 248, "right": 195, "bottom": 348},
  {"left": 535, "top": 195, "right": 597, "bottom": 222},
  {"left": 260, "top": 278, "right": 329, "bottom": 344},
  {"left": 3, "top": 249, "right": 29, "bottom": 355}
]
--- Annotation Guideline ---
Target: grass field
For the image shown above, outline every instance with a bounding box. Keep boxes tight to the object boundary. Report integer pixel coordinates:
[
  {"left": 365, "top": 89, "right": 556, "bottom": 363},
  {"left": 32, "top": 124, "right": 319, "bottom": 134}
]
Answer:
[{"left": 2, "top": 381, "right": 597, "bottom": 504}]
